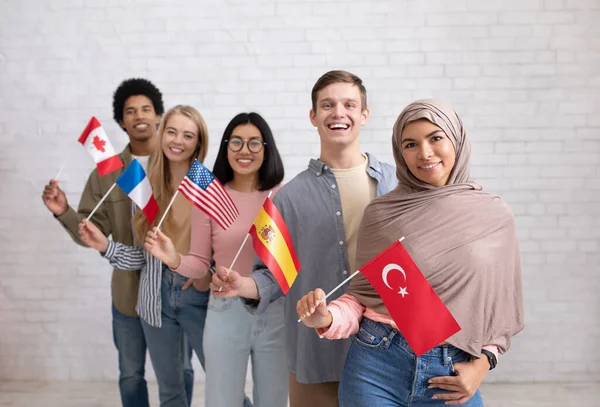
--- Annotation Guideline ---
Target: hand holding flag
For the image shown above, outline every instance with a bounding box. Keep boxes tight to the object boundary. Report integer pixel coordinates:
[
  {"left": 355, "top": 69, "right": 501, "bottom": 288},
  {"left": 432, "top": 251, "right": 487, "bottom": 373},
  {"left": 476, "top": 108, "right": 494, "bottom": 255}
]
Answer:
[
  {"left": 352, "top": 240, "right": 460, "bottom": 356},
  {"left": 41, "top": 179, "right": 69, "bottom": 216},
  {"left": 78, "top": 219, "right": 109, "bottom": 252},
  {"left": 144, "top": 227, "right": 180, "bottom": 269},
  {"left": 296, "top": 238, "right": 460, "bottom": 356},
  {"left": 296, "top": 288, "right": 332, "bottom": 328}
]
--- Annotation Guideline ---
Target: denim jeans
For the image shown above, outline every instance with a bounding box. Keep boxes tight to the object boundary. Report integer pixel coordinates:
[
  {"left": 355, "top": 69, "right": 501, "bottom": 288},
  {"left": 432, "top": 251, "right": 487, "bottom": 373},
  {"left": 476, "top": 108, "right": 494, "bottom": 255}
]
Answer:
[
  {"left": 112, "top": 303, "right": 149, "bottom": 407},
  {"left": 141, "top": 267, "right": 209, "bottom": 407},
  {"left": 339, "top": 318, "right": 483, "bottom": 407},
  {"left": 204, "top": 295, "right": 287, "bottom": 407}
]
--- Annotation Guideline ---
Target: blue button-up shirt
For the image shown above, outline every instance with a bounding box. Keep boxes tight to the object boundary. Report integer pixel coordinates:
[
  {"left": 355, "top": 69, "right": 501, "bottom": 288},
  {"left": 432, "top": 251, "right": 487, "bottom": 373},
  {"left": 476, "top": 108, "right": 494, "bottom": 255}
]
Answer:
[{"left": 243, "top": 152, "right": 397, "bottom": 384}]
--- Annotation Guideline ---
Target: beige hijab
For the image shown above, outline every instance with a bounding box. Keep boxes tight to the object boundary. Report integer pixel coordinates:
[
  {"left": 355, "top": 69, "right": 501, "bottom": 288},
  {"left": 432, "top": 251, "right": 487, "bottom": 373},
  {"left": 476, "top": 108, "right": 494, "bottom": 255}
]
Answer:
[{"left": 347, "top": 99, "right": 524, "bottom": 356}]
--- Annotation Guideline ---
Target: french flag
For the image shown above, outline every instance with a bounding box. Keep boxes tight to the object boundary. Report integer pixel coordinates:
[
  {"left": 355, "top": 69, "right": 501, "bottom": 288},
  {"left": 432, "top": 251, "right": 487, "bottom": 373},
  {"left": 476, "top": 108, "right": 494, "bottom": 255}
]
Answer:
[
  {"left": 78, "top": 116, "right": 124, "bottom": 176},
  {"left": 116, "top": 159, "right": 159, "bottom": 224}
]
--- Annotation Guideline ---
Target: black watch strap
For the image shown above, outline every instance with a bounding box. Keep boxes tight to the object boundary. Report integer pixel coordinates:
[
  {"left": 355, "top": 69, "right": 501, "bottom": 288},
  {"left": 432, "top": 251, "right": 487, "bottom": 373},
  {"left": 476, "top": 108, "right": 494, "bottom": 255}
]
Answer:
[{"left": 480, "top": 349, "right": 497, "bottom": 370}]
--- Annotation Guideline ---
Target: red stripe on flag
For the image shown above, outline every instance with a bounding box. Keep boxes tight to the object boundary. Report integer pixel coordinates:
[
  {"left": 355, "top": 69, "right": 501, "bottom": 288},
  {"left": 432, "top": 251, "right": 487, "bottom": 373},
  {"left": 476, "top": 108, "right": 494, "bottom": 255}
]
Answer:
[
  {"left": 262, "top": 198, "right": 301, "bottom": 271},
  {"left": 78, "top": 117, "right": 102, "bottom": 144},
  {"left": 96, "top": 155, "right": 124, "bottom": 177},
  {"left": 143, "top": 196, "right": 159, "bottom": 225},
  {"left": 249, "top": 224, "right": 291, "bottom": 294},
  {"left": 179, "top": 180, "right": 230, "bottom": 229},
  {"left": 205, "top": 185, "right": 236, "bottom": 225},
  {"left": 179, "top": 180, "right": 232, "bottom": 230},
  {"left": 207, "top": 182, "right": 239, "bottom": 220}
]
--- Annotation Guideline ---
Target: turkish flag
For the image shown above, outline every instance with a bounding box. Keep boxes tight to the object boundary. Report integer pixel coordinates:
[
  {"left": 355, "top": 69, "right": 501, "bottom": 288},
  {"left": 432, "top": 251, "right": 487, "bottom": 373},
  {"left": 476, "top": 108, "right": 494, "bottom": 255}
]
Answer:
[
  {"left": 359, "top": 240, "right": 460, "bottom": 356},
  {"left": 78, "top": 117, "right": 124, "bottom": 176}
]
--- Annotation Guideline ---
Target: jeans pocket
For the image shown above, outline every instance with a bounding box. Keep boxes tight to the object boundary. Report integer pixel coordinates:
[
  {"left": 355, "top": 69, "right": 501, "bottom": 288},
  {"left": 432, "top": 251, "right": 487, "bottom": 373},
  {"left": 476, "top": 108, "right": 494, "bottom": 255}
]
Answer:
[
  {"left": 208, "top": 293, "right": 232, "bottom": 312},
  {"left": 354, "top": 325, "right": 386, "bottom": 349}
]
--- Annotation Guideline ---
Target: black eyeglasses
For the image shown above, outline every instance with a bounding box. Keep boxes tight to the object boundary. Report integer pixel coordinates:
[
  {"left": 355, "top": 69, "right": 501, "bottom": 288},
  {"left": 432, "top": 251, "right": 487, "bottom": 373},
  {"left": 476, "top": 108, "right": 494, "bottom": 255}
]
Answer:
[{"left": 225, "top": 137, "right": 266, "bottom": 153}]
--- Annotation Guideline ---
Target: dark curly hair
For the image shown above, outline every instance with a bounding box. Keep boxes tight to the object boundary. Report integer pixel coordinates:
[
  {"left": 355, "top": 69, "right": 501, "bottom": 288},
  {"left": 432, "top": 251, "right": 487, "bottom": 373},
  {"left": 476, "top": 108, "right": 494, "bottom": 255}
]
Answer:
[{"left": 112, "top": 78, "right": 164, "bottom": 129}]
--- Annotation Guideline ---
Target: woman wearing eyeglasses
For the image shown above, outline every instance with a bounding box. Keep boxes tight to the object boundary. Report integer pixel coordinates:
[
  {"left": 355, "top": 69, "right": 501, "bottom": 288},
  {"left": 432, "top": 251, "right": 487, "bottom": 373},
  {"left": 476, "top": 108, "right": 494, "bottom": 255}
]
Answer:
[{"left": 145, "top": 112, "right": 288, "bottom": 407}]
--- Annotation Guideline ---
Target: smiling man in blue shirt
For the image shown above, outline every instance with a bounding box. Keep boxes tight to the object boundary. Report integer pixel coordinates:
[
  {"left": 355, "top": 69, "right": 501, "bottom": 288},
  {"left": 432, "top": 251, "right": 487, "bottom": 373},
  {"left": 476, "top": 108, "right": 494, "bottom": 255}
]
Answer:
[{"left": 212, "top": 70, "right": 397, "bottom": 407}]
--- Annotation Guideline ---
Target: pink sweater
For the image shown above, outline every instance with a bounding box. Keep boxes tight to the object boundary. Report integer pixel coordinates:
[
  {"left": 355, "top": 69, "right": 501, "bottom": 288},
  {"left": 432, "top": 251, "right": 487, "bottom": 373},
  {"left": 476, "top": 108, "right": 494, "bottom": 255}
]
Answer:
[
  {"left": 175, "top": 185, "right": 280, "bottom": 278},
  {"left": 317, "top": 294, "right": 499, "bottom": 360}
]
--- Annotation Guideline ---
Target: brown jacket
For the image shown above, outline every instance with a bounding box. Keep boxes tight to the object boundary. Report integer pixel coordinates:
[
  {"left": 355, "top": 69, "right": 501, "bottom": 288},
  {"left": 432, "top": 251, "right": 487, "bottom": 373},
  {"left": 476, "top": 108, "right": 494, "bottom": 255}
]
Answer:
[{"left": 56, "top": 145, "right": 140, "bottom": 316}]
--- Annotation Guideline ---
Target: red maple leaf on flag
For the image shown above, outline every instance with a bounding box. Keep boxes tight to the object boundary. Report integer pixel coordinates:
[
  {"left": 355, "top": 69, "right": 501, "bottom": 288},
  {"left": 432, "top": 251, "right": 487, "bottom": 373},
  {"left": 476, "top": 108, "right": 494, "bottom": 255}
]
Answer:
[{"left": 92, "top": 135, "right": 106, "bottom": 152}]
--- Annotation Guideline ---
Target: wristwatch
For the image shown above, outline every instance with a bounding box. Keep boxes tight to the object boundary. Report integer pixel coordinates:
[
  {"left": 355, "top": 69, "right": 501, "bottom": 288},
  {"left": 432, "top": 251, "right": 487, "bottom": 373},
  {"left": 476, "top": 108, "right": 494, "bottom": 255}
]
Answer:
[{"left": 480, "top": 349, "right": 497, "bottom": 370}]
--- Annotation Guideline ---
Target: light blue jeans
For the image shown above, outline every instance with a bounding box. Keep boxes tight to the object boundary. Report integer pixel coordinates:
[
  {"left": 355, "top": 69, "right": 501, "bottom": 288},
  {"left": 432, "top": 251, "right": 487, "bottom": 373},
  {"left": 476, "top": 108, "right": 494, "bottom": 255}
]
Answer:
[
  {"left": 204, "top": 295, "right": 288, "bottom": 407},
  {"left": 141, "top": 267, "right": 208, "bottom": 407},
  {"left": 339, "top": 318, "right": 483, "bottom": 407}
]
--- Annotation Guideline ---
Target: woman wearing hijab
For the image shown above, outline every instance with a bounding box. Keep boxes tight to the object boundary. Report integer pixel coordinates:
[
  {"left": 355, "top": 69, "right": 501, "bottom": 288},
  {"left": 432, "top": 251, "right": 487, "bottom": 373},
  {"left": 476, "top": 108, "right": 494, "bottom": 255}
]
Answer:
[{"left": 296, "top": 99, "right": 524, "bottom": 406}]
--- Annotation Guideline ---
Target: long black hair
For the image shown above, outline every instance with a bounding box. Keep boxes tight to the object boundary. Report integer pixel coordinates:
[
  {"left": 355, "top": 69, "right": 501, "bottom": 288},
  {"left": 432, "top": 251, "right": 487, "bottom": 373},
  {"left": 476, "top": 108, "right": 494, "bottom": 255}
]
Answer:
[{"left": 212, "top": 112, "right": 284, "bottom": 191}]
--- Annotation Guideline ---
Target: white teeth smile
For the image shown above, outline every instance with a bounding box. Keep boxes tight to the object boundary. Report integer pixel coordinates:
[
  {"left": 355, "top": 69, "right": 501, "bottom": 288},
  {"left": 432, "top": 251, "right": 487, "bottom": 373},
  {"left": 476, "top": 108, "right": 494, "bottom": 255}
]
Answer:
[
  {"left": 170, "top": 148, "right": 183, "bottom": 153},
  {"left": 238, "top": 159, "right": 252, "bottom": 163},
  {"left": 420, "top": 162, "right": 440, "bottom": 169},
  {"left": 135, "top": 124, "right": 148, "bottom": 130},
  {"left": 328, "top": 123, "right": 349, "bottom": 130}
]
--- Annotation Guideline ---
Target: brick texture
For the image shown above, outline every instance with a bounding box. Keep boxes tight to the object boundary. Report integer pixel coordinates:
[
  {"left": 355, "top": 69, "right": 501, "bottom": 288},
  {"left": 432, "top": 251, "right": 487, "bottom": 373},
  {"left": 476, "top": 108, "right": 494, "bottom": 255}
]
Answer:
[{"left": 0, "top": 0, "right": 599, "bottom": 383}]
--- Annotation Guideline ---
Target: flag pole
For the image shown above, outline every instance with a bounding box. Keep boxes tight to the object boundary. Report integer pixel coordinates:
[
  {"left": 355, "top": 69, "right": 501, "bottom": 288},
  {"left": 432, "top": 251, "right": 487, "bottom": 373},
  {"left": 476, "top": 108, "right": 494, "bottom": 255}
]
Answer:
[
  {"left": 87, "top": 183, "right": 117, "bottom": 221},
  {"left": 218, "top": 190, "right": 273, "bottom": 292},
  {"left": 228, "top": 190, "right": 273, "bottom": 270},
  {"left": 54, "top": 160, "right": 67, "bottom": 181},
  {"left": 297, "top": 236, "right": 405, "bottom": 322},
  {"left": 157, "top": 190, "right": 179, "bottom": 230}
]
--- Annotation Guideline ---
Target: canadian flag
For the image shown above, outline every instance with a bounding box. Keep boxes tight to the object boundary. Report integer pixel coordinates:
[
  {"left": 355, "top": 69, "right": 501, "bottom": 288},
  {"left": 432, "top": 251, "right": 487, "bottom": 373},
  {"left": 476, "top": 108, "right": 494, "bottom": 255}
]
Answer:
[
  {"left": 78, "top": 117, "right": 124, "bottom": 176},
  {"left": 359, "top": 240, "right": 461, "bottom": 356}
]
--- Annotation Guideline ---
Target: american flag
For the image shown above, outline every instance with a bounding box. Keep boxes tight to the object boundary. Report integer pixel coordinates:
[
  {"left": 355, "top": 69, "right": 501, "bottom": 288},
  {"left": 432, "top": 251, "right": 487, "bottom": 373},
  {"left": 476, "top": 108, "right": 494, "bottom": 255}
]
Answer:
[{"left": 178, "top": 159, "right": 240, "bottom": 230}]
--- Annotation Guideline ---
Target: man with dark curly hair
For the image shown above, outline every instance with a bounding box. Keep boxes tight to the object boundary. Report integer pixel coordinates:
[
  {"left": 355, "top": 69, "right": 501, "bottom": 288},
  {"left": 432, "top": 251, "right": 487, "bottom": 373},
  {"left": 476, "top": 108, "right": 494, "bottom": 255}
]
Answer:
[{"left": 42, "top": 78, "right": 195, "bottom": 407}]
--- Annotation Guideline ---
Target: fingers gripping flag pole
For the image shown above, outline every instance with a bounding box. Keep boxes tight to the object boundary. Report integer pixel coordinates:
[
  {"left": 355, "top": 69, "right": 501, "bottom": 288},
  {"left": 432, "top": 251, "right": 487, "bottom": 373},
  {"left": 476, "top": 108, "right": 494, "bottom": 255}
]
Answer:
[
  {"left": 297, "top": 237, "right": 405, "bottom": 322},
  {"left": 299, "top": 236, "right": 461, "bottom": 356}
]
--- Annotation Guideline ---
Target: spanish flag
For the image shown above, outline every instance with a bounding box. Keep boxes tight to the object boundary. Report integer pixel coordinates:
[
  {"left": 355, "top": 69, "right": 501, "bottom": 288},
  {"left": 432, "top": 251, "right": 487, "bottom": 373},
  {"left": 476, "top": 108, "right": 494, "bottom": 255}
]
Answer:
[{"left": 249, "top": 197, "right": 301, "bottom": 294}]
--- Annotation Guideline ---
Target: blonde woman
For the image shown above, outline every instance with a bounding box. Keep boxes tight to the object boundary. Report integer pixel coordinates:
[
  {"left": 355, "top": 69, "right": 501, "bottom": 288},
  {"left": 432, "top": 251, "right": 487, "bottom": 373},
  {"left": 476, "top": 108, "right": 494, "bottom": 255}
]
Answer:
[{"left": 79, "top": 105, "right": 211, "bottom": 407}]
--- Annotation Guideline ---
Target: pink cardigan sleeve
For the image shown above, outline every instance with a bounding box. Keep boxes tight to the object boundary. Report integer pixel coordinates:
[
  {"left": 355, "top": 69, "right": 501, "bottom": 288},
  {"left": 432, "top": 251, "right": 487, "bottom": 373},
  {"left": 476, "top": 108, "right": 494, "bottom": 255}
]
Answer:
[
  {"left": 316, "top": 294, "right": 365, "bottom": 339},
  {"left": 173, "top": 206, "right": 212, "bottom": 278}
]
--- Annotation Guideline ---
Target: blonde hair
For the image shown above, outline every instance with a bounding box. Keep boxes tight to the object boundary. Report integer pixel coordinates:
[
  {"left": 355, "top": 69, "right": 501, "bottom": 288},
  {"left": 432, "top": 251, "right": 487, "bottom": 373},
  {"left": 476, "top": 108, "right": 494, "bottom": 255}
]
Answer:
[{"left": 132, "top": 105, "right": 209, "bottom": 243}]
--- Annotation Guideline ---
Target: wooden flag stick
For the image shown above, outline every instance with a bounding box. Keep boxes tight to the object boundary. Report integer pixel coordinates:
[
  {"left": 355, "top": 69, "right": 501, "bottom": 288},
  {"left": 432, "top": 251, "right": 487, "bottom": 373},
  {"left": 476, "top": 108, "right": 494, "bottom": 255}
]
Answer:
[
  {"left": 229, "top": 234, "right": 251, "bottom": 271},
  {"left": 157, "top": 190, "right": 179, "bottom": 230},
  {"left": 86, "top": 183, "right": 117, "bottom": 221},
  {"left": 54, "top": 160, "right": 67, "bottom": 181},
  {"left": 297, "top": 236, "right": 405, "bottom": 323}
]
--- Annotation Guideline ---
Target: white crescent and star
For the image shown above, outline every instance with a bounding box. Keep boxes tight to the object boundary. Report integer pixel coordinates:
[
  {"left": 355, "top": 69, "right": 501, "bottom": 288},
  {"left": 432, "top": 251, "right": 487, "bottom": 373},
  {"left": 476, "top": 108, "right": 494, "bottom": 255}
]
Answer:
[{"left": 381, "top": 263, "right": 409, "bottom": 298}]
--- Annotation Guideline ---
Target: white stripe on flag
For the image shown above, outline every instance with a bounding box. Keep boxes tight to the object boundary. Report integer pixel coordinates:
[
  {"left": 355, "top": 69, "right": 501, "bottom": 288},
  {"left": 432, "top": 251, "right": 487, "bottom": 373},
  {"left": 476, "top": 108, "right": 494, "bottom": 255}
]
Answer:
[
  {"left": 179, "top": 180, "right": 232, "bottom": 229},
  {"left": 204, "top": 185, "right": 236, "bottom": 225},
  {"left": 128, "top": 176, "right": 153, "bottom": 210},
  {"left": 83, "top": 126, "right": 118, "bottom": 163},
  {"left": 208, "top": 183, "right": 239, "bottom": 220},
  {"left": 179, "top": 181, "right": 229, "bottom": 225}
]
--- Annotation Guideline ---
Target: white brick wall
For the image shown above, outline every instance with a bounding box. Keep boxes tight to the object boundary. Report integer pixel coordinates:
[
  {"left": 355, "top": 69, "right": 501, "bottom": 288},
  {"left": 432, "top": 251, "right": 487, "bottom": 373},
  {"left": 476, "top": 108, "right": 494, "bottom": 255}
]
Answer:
[{"left": 1, "top": 0, "right": 598, "bottom": 383}]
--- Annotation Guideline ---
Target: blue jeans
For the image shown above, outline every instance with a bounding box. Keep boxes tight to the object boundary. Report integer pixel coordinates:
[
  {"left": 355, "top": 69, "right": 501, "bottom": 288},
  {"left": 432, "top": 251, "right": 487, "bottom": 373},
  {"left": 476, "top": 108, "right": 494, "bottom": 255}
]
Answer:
[
  {"left": 339, "top": 318, "right": 483, "bottom": 407},
  {"left": 141, "top": 267, "right": 208, "bottom": 407},
  {"left": 112, "top": 303, "right": 149, "bottom": 407},
  {"left": 204, "top": 296, "right": 286, "bottom": 407}
]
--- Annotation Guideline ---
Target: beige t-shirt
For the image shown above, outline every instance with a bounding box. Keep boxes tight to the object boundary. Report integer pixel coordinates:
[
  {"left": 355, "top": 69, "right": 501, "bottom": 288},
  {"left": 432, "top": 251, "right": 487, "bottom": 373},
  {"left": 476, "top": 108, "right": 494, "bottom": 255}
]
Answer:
[
  {"left": 331, "top": 156, "right": 377, "bottom": 274},
  {"left": 163, "top": 190, "right": 192, "bottom": 255}
]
